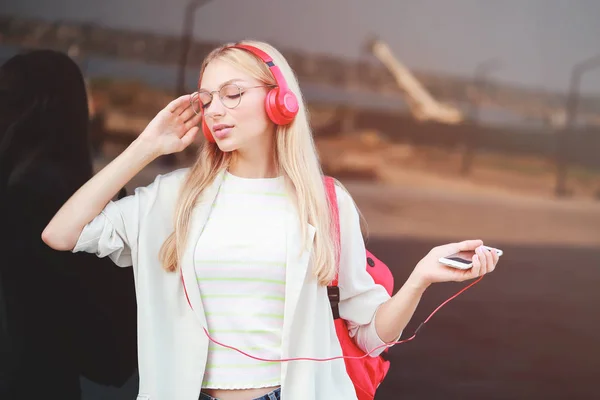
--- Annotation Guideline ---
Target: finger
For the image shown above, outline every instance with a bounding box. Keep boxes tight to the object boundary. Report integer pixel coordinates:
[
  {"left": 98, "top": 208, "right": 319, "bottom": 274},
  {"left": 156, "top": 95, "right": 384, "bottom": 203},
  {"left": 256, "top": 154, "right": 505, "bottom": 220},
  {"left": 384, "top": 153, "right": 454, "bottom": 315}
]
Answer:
[
  {"left": 179, "top": 106, "right": 197, "bottom": 124},
  {"left": 178, "top": 93, "right": 198, "bottom": 116},
  {"left": 469, "top": 254, "right": 482, "bottom": 280},
  {"left": 481, "top": 247, "right": 492, "bottom": 275},
  {"left": 166, "top": 94, "right": 194, "bottom": 114},
  {"left": 457, "top": 239, "right": 484, "bottom": 252},
  {"left": 184, "top": 113, "right": 203, "bottom": 132},
  {"left": 180, "top": 126, "right": 200, "bottom": 149},
  {"left": 437, "top": 239, "right": 483, "bottom": 256},
  {"left": 493, "top": 248, "right": 500, "bottom": 265},
  {"left": 476, "top": 246, "right": 487, "bottom": 275},
  {"left": 488, "top": 248, "right": 499, "bottom": 273}
]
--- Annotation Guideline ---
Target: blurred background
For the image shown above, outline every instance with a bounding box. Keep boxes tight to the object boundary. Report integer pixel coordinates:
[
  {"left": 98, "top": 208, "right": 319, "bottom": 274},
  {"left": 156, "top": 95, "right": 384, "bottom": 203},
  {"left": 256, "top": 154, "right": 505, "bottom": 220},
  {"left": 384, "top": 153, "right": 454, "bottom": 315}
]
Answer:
[{"left": 1, "top": 0, "right": 599, "bottom": 399}]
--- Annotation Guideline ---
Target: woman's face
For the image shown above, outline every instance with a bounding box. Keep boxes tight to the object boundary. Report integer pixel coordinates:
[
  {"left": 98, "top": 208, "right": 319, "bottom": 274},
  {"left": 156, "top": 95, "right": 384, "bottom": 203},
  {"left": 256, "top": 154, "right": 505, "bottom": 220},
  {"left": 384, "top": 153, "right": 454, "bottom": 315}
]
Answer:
[{"left": 199, "top": 58, "right": 274, "bottom": 153}]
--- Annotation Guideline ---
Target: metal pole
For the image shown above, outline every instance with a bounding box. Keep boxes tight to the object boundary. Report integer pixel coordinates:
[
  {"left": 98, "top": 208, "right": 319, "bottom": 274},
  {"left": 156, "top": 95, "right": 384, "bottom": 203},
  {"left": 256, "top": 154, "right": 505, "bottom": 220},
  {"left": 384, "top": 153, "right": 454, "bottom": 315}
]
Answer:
[
  {"left": 460, "top": 58, "right": 501, "bottom": 176},
  {"left": 166, "top": 0, "right": 212, "bottom": 166},
  {"left": 175, "top": 0, "right": 213, "bottom": 97},
  {"left": 555, "top": 54, "right": 600, "bottom": 197}
]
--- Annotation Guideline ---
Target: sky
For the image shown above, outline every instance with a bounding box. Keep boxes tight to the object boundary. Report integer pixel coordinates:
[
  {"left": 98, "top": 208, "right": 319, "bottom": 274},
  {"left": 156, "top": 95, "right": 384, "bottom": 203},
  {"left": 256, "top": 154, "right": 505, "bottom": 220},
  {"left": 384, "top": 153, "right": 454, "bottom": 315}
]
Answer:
[{"left": 3, "top": 0, "right": 600, "bottom": 95}]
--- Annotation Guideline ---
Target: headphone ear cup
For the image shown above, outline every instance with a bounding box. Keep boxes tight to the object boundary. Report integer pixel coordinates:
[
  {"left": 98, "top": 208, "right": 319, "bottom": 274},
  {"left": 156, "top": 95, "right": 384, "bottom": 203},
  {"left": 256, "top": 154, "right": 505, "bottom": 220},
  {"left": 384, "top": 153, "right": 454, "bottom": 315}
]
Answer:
[
  {"left": 264, "top": 89, "right": 281, "bottom": 125},
  {"left": 202, "top": 118, "right": 215, "bottom": 142},
  {"left": 265, "top": 87, "right": 299, "bottom": 125}
]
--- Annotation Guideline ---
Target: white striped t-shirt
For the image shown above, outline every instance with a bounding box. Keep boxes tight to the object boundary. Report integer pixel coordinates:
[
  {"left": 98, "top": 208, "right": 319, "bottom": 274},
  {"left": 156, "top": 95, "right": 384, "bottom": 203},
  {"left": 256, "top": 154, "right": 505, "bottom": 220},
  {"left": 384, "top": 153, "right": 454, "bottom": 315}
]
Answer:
[{"left": 194, "top": 171, "right": 289, "bottom": 389}]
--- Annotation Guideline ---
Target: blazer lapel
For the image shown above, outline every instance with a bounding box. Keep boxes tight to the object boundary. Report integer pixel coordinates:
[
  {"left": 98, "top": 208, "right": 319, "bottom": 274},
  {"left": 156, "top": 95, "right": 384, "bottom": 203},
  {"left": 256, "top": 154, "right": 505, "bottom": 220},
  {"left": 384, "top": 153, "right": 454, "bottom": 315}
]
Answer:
[
  {"left": 180, "top": 170, "right": 226, "bottom": 325},
  {"left": 281, "top": 211, "right": 316, "bottom": 343},
  {"left": 280, "top": 210, "right": 316, "bottom": 384}
]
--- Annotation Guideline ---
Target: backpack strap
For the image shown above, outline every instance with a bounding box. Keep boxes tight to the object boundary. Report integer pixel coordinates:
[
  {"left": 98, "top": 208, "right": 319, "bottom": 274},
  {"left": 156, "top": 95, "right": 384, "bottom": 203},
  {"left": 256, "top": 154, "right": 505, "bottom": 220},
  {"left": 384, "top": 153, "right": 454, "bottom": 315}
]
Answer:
[{"left": 324, "top": 176, "right": 341, "bottom": 319}]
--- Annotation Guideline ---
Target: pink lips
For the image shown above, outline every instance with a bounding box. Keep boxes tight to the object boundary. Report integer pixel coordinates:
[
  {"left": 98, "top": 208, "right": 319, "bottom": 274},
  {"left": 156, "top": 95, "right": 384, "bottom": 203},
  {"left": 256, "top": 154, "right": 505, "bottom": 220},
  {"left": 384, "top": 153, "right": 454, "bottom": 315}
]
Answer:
[{"left": 212, "top": 124, "right": 234, "bottom": 140}]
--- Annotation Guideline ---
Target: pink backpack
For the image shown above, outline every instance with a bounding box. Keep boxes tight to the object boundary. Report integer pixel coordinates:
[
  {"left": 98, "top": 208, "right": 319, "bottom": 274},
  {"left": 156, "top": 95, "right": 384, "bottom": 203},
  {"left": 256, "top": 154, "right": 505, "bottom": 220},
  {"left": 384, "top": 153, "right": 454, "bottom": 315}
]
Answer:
[{"left": 324, "top": 176, "right": 395, "bottom": 400}]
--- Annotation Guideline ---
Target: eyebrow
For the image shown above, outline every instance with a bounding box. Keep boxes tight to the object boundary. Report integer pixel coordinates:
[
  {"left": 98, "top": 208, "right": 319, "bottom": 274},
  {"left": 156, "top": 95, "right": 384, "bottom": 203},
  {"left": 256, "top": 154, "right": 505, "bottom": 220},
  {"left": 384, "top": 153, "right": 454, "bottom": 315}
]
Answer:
[{"left": 199, "top": 78, "right": 246, "bottom": 91}]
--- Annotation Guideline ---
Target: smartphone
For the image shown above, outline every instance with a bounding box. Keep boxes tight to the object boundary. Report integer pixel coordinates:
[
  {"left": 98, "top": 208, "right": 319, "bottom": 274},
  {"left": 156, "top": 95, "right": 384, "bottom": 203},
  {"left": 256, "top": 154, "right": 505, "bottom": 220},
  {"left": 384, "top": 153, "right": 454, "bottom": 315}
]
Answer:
[{"left": 438, "top": 246, "right": 503, "bottom": 270}]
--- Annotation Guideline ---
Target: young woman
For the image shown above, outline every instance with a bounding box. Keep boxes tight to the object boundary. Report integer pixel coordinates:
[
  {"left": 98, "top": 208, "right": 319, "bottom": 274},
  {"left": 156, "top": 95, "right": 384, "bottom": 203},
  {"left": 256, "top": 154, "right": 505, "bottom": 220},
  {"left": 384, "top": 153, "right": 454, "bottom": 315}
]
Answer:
[{"left": 43, "top": 41, "right": 500, "bottom": 400}]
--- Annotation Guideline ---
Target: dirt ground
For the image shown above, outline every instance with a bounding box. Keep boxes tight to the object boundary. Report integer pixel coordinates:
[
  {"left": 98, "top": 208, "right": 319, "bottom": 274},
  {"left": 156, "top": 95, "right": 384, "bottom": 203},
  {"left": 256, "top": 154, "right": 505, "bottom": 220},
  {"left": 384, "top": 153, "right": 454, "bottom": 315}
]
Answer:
[
  {"left": 317, "top": 133, "right": 600, "bottom": 247},
  {"left": 317, "top": 132, "right": 600, "bottom": 200}
]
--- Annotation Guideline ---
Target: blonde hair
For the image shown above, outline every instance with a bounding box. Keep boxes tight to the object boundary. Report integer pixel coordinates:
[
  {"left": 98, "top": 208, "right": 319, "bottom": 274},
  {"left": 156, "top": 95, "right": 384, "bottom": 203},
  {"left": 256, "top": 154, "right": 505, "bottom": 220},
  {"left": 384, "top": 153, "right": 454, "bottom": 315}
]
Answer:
[{"left": 159, "top": 40, "right": 340, "bottom": 286}]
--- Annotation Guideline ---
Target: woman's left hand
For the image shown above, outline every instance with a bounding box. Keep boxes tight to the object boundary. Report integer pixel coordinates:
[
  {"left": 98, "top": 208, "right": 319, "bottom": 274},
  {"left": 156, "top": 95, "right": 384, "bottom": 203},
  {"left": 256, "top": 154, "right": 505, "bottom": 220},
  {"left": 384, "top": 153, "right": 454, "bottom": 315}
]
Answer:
[{"left": 408, "top": 239, "right": 500, "bottom": 290}]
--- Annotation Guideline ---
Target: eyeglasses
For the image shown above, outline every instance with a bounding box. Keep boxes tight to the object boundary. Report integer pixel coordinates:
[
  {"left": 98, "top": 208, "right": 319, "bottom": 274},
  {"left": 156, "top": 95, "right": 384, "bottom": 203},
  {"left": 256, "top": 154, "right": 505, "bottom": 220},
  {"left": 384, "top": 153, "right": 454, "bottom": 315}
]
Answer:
[{"left": 191, "top": 83, "right": 276, "bottom": 115}]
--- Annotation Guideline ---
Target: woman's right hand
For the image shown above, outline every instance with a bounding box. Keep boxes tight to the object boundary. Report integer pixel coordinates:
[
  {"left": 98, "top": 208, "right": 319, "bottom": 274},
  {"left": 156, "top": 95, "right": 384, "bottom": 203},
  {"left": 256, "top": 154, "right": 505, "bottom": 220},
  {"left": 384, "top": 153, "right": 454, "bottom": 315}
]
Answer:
[{"left": 137, "top": 93, "right": 203, "bottom": 156}]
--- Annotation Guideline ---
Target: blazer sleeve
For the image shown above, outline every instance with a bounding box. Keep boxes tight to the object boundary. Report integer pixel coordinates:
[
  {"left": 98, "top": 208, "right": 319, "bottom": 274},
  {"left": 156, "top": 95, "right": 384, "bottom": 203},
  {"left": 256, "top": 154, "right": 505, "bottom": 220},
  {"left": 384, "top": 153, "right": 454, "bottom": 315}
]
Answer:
[
  {"left": 336, "top": 185, "right": 401, "bottom": 357},
  {"left": 72, "top": 174, "right": 166, "bottom": 267}
]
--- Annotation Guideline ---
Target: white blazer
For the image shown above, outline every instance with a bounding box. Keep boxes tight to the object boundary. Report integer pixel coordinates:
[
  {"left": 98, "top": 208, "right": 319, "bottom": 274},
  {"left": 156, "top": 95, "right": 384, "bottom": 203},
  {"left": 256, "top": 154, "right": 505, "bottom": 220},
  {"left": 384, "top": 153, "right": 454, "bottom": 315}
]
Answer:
[{"left": 73, "top": 168, "right": 395, "bottom": 400}]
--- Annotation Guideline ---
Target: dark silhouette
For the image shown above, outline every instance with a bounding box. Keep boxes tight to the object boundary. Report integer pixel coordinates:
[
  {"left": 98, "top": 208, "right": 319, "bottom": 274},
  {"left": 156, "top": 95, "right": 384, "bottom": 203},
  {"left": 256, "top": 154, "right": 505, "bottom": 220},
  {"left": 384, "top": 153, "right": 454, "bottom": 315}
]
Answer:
[{"left": 0, "top": 50, "right": 137, "bottom": 400}]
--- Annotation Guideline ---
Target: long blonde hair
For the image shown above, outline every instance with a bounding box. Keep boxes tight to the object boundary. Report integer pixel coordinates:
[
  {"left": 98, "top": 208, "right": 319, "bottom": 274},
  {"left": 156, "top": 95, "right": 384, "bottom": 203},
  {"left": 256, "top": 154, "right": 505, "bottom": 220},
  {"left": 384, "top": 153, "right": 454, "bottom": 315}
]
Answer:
[{"left": 159, "top": 40, "right": 339, "bottom": 286}]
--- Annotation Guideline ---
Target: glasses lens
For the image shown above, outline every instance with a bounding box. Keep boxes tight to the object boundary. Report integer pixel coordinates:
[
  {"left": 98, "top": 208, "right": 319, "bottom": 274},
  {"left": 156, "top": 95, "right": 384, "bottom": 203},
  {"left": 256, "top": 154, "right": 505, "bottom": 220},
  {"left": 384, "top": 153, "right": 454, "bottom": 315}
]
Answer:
[
  {"left": 197, "top": 91, "right": 213, "bottom": 110},
  {"left": 220, "top": 84, "right": 242, "bottom": 109},
  {"left": 190, "top": 92, "right": 203, "bottom": 114}
]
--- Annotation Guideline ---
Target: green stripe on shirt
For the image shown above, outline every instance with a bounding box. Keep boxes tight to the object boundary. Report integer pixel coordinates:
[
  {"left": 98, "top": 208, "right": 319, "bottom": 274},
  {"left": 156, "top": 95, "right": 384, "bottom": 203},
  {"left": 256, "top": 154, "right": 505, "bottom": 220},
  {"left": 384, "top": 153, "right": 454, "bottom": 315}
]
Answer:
[
  {"left": 197, "top": 277, "right": 285, "bottom": 285},
  {"left": 201, "top": 294, "right": 285, "bottom": 302},
  {"left": 205, "top": 312, "right": 284, "bottom": 319},
  {"left": 195, "top": 260, "right": 285, "bottom": 267}
]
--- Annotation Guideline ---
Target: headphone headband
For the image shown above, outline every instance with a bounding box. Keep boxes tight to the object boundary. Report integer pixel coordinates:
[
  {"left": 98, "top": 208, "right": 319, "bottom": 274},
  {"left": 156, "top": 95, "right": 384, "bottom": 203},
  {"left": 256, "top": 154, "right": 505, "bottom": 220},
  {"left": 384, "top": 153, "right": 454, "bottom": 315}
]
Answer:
[{"left": 228, "top": 44, "right": 290, "bottom": 92}]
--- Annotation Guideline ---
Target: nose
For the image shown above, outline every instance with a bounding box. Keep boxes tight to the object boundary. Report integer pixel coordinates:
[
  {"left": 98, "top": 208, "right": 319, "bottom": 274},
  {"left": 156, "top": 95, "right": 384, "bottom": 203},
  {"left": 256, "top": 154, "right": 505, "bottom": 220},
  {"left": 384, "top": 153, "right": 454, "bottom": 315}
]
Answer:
[{"left": 203, "top": 93, "right": 226, "bottom": 119}]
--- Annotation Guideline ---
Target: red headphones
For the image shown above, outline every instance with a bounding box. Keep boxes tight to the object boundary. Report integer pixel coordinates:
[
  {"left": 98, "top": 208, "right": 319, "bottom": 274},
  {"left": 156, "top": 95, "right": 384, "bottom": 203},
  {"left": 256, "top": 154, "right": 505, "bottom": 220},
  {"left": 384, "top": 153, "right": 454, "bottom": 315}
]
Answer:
[{"left": 200, "top": 44, "right": 300, "bottom": 142}]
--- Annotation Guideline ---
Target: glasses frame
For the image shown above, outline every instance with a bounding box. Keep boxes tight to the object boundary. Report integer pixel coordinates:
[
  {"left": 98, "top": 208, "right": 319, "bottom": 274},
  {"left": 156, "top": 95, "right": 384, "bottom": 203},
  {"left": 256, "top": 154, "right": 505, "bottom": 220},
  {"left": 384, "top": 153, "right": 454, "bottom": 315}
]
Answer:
[{"left": 191, "top": 83, "right": 277, "bottom": 115}]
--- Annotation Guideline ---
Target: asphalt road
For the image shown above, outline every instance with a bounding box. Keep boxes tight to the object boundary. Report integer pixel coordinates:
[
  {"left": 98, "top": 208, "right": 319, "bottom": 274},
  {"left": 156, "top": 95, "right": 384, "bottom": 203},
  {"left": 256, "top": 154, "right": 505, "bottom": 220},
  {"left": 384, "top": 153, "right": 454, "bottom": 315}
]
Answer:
[
  {"left": 370, "top": 237, "right": 600, "bottom": 400},
  {"left": 80, "top": 236, "right": 600, "bottom": 400}
]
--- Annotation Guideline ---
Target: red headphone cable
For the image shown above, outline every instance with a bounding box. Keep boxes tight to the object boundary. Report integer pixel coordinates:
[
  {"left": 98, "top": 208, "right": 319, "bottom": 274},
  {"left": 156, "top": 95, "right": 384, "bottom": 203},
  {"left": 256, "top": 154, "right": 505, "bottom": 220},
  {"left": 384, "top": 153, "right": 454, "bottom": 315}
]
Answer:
[{"left": 202, "top": 275, "right": 484, "bottom": 362}]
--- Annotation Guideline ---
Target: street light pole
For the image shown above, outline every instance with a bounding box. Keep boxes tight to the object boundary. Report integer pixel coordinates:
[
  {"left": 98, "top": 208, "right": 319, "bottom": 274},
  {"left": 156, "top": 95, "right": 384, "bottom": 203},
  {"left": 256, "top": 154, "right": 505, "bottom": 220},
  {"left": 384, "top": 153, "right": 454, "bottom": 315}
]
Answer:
[
  {"left": 470, "top": 58, "right": 502, "bottom": 119},
  {"left": 555, "top": 54, "right": 600, "bottom": 197},
  {"left": 554, "top": 55, "right": 600, "bottom": 197},
  {"left": 460, "top": 58, "right": 502, "bottom": 176},
  {"left": 175, "top": 0, "right": 213, "bottom": 97}
]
